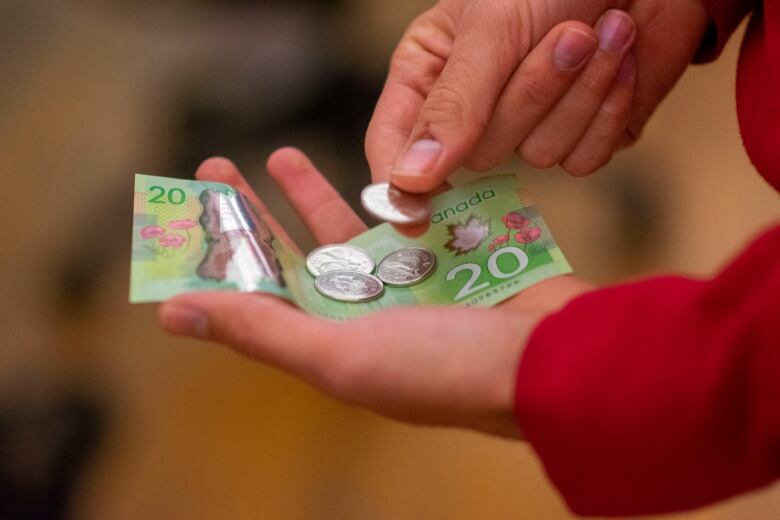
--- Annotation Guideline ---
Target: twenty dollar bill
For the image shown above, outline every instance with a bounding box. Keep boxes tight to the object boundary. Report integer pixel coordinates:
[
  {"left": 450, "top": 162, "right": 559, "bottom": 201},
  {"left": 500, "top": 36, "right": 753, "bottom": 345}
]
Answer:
[{"left": 131, "top": 174, "right": 572, "bottom": 319}]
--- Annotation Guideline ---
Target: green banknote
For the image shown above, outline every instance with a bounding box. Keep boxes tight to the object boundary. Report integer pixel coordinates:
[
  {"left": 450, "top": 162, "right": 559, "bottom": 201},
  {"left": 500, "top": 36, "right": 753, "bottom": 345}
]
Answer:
[{"left": 131, "top": 173, "right": 572, "bottom": 318}]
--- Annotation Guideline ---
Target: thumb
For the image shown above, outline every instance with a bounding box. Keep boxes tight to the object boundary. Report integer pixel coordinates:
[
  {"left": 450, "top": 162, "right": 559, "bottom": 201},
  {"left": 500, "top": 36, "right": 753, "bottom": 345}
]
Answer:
[
  {"left": 390, "top": 2, "right": 528, "bottom": 193},
  {"left": 158, "top": 293, "right": 336, "bottom": 380}
]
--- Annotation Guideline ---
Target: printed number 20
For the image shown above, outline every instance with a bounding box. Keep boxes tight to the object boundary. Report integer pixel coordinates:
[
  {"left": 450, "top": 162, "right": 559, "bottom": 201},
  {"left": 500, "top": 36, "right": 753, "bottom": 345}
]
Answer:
[
  {"left": 445, "top": 246, "right": 529, "bottom": 301},
  {"left": 149, "top": 186, "right": 186, "bottom": 205}
]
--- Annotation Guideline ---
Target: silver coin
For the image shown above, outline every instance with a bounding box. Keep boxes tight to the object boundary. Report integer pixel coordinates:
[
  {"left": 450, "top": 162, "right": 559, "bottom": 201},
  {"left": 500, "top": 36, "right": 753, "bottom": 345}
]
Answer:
[
  {"left": 360, "top": 182, "right": 432, "bottom": 225},
  {"left": 377, "top": 247, "right": 436, "bottom": 287},
  {"left": 306, "top": 244, "right": 375, "bottom": 277},
  {"left": 314, "top": 270, "right": 385, "bottom": 303}
]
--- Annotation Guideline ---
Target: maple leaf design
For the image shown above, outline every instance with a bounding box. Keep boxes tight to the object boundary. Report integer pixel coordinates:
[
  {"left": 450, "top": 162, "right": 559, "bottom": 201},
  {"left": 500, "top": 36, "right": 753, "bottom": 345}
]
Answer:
[{"left": 445, "top": 215, "right": 491, "bottom": 256}]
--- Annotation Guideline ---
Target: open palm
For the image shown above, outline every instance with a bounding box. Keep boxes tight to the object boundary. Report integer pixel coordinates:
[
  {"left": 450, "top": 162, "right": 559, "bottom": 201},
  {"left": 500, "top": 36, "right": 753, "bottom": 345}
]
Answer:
[{"left": 159, "top": 149, "right": 592, "bottom": 438}]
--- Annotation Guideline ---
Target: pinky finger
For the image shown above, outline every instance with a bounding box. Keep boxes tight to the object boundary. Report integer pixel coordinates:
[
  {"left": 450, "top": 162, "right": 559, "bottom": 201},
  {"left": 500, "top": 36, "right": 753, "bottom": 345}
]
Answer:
[{"left": 561, "top": 53, "right": 636, "bottom": 177}]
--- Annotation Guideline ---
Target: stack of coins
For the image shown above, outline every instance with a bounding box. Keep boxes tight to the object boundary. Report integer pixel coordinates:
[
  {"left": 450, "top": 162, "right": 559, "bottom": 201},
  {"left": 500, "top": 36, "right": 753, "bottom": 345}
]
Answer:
[{"left": 306, "top": 244, "right": 436, "bottom": 303}]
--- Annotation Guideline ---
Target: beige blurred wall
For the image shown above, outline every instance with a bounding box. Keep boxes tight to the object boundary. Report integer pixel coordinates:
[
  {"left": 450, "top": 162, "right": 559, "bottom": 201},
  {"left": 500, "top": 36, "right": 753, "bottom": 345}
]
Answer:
[{"left": 0, "top": 2, "right": 777, "bottom": 519}]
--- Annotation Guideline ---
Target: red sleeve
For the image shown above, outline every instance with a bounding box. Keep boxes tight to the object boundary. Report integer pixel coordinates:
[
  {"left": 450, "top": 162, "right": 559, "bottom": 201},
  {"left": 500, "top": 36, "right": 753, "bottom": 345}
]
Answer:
[
  {"left": 515, "top": 224, "right": 780, "bottom": 516},
  {"left": 694, "top": 0, "right": 758, "bottom": 62}
]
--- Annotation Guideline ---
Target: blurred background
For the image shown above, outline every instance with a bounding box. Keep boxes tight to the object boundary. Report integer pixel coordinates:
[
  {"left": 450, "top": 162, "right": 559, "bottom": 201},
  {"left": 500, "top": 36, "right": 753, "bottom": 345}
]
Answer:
[{"left": 1, "top": 0, "right": 778, "bottom": 519}]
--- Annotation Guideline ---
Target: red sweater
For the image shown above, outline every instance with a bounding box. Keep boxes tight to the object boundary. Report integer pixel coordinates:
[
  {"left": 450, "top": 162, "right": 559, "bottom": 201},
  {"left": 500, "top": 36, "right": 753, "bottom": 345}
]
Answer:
[{"left": 515, "top": 1, "right": 780, "bottom": 516}]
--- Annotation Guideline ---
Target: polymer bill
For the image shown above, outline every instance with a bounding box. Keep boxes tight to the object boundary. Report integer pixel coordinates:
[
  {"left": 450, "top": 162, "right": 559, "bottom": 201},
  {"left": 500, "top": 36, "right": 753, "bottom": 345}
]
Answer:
[{"left": 131, "top": 173, "right": 572, "bottom": 319}]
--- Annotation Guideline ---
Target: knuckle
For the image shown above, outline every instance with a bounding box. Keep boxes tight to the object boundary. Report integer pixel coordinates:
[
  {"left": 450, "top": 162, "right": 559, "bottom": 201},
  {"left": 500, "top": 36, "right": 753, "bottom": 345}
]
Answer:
[
  {"left": 409, "top": 7, "right": 448, "bottom": 36},
  {"left": 391, "top": 37, "right": 436, "bottom": 74},
  {"left": 596, "top": 97, "right": 631, "bottom": 130},
  {"left": 420, "top": 85, "right": 468, "bottom": 126},
  {"left": 562, "top": 156, "right": 602, "bottom": 177},
  {"left": 420, "top": 84, "right": 485, "bottom": 137},
  {"left": 390, "top": 47, "right": 443, "bottom": 95},
  {"left": 518, "top": 136, "right": 561, "bottom": 170},
  {"left": 516, "top": 69, "right": 553, "bottom": 109},
  {"left": 575, "top": 65, "right": 608, "bottom": 94},
  {"left": 465, "top": 151, "right": 499, "bottom": 172},
  {"left": 390, "top": 40, "right": 417, "bottom": 71},
  {"left": 390, "top": 12, "right": 450, "bottom": 88},
  {"left": 563, "top": 141, "right": 613, "bottom": 176},
  {"left": 464, "top": 0, "right": 525, "bottom": 45}
]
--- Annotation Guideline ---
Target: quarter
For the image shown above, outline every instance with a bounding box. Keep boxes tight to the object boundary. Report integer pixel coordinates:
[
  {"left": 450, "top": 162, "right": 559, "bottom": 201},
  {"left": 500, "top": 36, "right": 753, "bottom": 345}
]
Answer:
[
  {"left": 314, "top": 271, "right": 385, "bottom": 303},
  {"left": 377, "top": 247, "right": 436, "bottom": 287},
  {"left": 306, "top": 244, "right": 375, "bottom": 277},
  {"left": 360, "top": 182, "right": 431, "bottom": 225}
]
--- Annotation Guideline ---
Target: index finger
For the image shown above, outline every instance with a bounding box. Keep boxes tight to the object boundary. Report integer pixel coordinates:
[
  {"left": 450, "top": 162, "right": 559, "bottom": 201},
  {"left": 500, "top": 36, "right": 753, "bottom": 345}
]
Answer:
[
  {"left": 365, "top": 79, "right": 427, "bottom": 183},
  {"left": 388, "top": 2, "right": 531, "bottom": 193},
  {"left": 365, "top": 10, "right": 454, "bottom": 182}
]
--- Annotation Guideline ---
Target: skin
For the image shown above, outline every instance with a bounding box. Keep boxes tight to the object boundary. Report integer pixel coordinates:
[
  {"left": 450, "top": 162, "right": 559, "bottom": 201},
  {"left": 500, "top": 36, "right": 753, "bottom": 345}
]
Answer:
[
  {"left": 366, "top": 0, "right": 709, "bottom": 192},
  {"left": 159, "top": 2, "right": 710, "bottom": 437},
  {"left": 158, "top": 152, "right": 593, "bottom": 438}
]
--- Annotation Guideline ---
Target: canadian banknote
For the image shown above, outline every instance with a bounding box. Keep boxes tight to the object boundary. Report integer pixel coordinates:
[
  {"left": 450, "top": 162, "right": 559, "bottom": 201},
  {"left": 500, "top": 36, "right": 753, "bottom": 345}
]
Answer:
[{"left": 131, "top": 173, "right": 572, "bottom": 318}]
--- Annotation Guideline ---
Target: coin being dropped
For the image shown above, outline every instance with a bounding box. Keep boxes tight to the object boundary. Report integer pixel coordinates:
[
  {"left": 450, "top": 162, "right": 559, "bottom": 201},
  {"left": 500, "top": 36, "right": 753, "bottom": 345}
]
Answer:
[
  {"left": 377, "top": 247, "right": 436, "bottom": 287},
  {"left": 306, "top": 244, "right": 375, "bottom": 277},
  {"left": 360, "top": 182, "right": 431, "bottom": 226},
  {"left": 314, "top": 271, "right": 385, "bottom": 303}
]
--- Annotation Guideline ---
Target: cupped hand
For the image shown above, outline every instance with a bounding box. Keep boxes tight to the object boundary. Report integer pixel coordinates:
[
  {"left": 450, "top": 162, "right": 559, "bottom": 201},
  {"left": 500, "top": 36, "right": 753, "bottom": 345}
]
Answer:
[
  {"left": 366, "top": 0, "right": 708, "bottom": 189},
  {"left": 158, "top": 150, "right": 593, "bottom": 438}
]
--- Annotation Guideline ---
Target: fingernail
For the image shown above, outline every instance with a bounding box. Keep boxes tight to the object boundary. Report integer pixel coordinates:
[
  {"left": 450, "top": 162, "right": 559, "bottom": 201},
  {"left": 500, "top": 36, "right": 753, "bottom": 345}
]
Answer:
[
  {"left": 160, "top": 304, "right": 209, "bottom": 338},
  {"left": 393, "top": 139, "right": 442, "bottom": 176},
  {"left": 553, "top": 29, "right": 597, "bottom": 71},
  {"left": 597, "top": 10, "right": 634, "bottom": 53},
  {"left": 616, "top": 52, "right": 636, "bottom": 84}
]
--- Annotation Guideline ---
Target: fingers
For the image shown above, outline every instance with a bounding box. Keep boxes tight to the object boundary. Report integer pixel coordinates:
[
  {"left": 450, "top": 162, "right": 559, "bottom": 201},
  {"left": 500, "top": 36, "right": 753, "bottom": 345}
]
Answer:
[
  {"left": 195, "top": 157, "right": 266, "bottom": 211},
  {"left": 518, "top": 10, "right": 636, "bottom": 170},
  {"left": 389, "top": 180, "right": 452, "bottom": 238},
  {"left": 365, "top": 9, "right": 453, "bottom": 183},
  {"left": 465, "top": 21, "right": 598, "bottom": 171},
  {"left": 266, "top": 148, "right": 367, "bottom": 245},
  {"left": 159, "top": 292, "right": 340, "bottom": 383},
  {"left": 371, "top": 5, "right": 639, "bottom": 190},
  {"left": 562, "top": 53, "right": 636, "bottom": 176},
  {"left": 195, "top": 157, "right": 299, "bottom": 252},
  {"left": 392, "top": 222, "right": 430, "bottom": 238},
  {"left": 389, "top": 1, "right": 530, "bottom": 193}
]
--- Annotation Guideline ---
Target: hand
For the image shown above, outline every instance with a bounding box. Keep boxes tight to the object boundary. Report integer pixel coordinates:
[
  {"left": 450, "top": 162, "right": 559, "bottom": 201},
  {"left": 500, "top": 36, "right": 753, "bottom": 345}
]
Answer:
[
  {"left": 158, "top": 150, "right": 593, "bottom": 438},
  {"left": 365, "top": 0, "right": 708, "bottom": 189}
]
